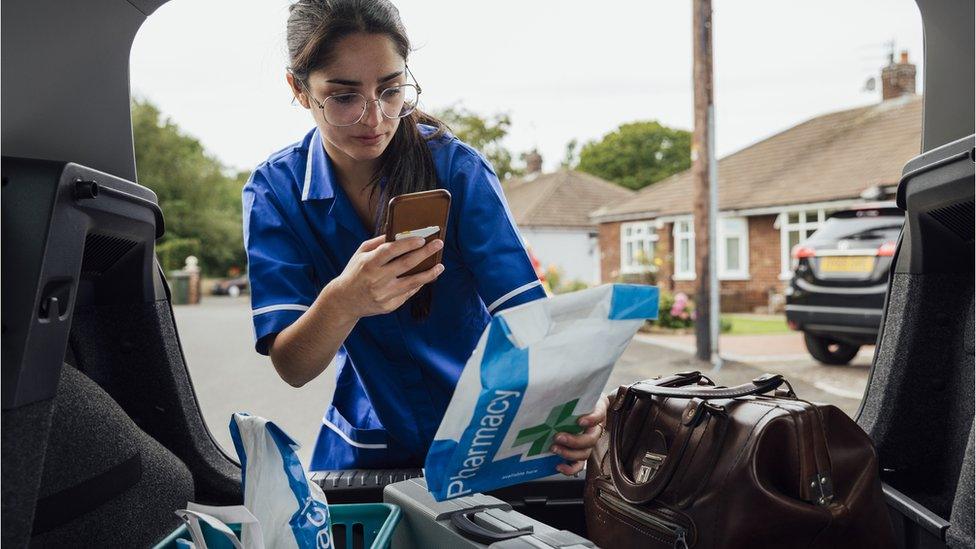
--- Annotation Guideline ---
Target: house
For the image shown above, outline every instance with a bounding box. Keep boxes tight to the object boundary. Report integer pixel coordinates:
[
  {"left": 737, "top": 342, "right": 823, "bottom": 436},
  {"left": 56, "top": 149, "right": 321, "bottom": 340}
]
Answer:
[
  {"left": 503, "top": 157, "right": 634, "bottom": 286},
  {"left": 591, "top": 53, "right": 922, "bottom": 312}
]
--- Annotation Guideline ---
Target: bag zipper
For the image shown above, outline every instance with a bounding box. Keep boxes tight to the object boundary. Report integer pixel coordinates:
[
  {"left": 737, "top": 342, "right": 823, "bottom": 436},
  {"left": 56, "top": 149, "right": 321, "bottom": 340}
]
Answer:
[{"left": 598, "top": 489, "right": 690, "bottom": 548}]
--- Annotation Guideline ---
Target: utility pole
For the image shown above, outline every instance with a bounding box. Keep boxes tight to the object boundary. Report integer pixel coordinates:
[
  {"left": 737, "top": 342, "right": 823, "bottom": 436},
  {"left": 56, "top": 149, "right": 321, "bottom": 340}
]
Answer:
[{"left": 692, "top": 0, "right": 720, "bottom": 367}]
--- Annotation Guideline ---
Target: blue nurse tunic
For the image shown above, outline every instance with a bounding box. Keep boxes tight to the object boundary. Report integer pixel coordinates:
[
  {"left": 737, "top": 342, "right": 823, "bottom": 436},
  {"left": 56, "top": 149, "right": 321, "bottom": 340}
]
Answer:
[{"left": 243, "top": 125, "right": 547, "bottom": 470}]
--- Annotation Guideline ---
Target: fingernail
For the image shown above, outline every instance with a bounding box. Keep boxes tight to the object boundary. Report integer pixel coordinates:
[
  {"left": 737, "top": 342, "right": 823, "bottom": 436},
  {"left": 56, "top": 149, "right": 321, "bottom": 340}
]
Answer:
[
  {"left": 556, "top": 435, "right": 567, "bottom": 444},
  {"left": 579, "top": 419, "right": 591, "bottom": 427},
  {"left": 436, "top": 264, "right": 445, "bottom": 274},
  {"left": 433, "top": 239, "right": 444, "bottom": 249},
  {"left": 550, "top": 445, "right": 559, "bottom": 454}
]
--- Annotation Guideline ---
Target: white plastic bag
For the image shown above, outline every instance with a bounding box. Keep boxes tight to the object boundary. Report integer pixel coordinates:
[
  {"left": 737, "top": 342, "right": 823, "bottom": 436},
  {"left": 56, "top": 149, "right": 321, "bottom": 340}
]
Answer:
[
  {"left": 229, "top": 413, "right": 332, "bottom": 549},
  {"left": 425, "top": 284, "right": 659, "bottom": 501},
  {"left": 175, "top": 503, "right": 263, "bottom": 549}
]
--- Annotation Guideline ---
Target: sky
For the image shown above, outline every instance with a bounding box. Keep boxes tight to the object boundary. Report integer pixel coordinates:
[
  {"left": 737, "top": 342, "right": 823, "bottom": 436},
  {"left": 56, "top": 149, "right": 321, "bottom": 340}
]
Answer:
[{"left": 129, "top": 0, "right": 924, "bottom": 174}]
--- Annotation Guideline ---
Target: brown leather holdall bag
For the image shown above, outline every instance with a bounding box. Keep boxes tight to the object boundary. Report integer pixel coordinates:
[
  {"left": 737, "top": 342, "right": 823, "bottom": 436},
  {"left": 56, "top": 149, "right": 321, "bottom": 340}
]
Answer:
[{"left": 585, "top": 371, "right": 895, "bottom": 548}]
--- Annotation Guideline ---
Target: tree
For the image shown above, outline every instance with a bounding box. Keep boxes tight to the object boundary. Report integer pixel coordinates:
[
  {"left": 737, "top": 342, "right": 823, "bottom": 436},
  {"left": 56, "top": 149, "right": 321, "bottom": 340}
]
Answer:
[
  {"left": 577, "top": 121, "right": 692, "bottom": 190},
  {"left": 131, "top": 98, "right": 246, "bottom": 276},
  {"left": 432, "top": 105, "right": 521, "bottom": 180}
]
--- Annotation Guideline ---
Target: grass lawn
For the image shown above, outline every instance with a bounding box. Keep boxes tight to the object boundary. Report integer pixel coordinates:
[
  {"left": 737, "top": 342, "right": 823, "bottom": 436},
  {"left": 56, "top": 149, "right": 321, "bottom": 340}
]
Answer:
[{"left": 721, "top": 314, "right": 792, "bottom": 335}]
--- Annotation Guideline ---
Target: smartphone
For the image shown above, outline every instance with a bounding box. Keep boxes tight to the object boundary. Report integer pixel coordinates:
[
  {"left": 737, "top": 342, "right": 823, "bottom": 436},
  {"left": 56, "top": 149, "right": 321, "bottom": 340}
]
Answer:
[{"left": 384, "top": 189, "right": 451, "bottom": 276}]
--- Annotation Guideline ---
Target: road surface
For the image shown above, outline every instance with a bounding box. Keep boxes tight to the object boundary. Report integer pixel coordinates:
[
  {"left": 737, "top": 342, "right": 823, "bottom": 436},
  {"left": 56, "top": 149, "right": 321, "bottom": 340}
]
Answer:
[{"left": 173, "top": 296, "right": 868, "bottom": 464}]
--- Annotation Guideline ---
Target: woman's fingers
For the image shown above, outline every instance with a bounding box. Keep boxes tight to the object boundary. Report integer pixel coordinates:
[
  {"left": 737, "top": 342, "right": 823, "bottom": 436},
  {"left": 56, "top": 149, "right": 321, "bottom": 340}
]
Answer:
[
  {"left": 385, "top": 239, "right": 443, "bottom": 277},
  {"left": 370, "top": 236, "right": 427, "bottom": 264},
  {"left": 556, "top": 460, "right": 585, "bottom": 476},
  {"left": 577, "top": 395, "right": 610, "bottom": 429},
  {"left": 551, "top": 396, "right": 611, "bottom": 470},
  {"left": 389, "top": 263, "right": 445, "bottom": 296},
  {"left": 551, "top": 423, "right": 601, "bottom": 462},
  {"left": 374, "top": 263, "right": 445, "bottom": 305},
  {"left": 357, "top": 234, "right": 388, "bottom": 253},
  {"left": 553, "top": 423, "right": 602, "bottom": 450}
]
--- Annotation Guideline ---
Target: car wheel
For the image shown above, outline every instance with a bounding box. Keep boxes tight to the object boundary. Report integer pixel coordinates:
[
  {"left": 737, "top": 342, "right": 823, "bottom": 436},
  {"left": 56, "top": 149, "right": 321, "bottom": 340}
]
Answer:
[
  {"left": 228, "top": 285, "right": 241, "bottom": 298},
  {"left": 803, "top": 333, "right": 860, "bottom": 365}
]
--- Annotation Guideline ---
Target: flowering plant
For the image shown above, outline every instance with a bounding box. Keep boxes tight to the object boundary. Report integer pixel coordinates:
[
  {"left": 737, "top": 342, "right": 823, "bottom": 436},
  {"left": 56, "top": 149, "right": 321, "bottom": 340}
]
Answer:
[{"left": 657, "top": 291, "right": 695, "bottom": 329}]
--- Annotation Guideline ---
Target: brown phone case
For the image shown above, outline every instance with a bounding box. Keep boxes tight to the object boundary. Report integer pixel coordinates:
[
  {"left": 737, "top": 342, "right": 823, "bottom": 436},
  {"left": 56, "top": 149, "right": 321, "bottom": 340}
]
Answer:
[{"left": 384, "top": 189, "right": 451, "bottom": 276}]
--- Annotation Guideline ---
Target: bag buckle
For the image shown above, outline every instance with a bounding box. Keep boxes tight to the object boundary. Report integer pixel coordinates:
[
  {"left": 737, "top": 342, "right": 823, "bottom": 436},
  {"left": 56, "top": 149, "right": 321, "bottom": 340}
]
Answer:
[
  {"left": 808, "top": 473, "right": 835, "bottom": 506},
  {"left": 635, "top": 451, "right": 666, "bottom": 483}
]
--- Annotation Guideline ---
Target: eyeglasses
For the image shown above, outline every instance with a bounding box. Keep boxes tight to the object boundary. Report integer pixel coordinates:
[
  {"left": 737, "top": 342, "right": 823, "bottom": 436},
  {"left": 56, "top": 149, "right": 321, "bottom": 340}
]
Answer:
[{"left": 302, "top": 66, "right": 422, "bottom": 127}]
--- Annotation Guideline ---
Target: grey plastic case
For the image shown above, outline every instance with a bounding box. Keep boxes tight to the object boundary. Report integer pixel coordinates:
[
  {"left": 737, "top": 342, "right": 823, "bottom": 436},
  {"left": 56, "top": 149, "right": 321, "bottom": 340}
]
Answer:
[{"left": 383, "top": 477, "right": 597, "bottom": 548}]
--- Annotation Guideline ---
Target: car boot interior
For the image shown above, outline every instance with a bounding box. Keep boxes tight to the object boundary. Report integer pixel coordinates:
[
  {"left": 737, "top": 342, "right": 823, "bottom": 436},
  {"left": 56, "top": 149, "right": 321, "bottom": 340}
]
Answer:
[
  {"left": 30, "top": 364, "right": 194, "bottom": 547},
  {"left": 1, "top": 0, "right": 973, "bottom": 547},
  {"left": 857, "top": 134, "right": 975, "bottom": 548},
  {"left": 2, "top": 158, "right": 242, "bottom": 547}
]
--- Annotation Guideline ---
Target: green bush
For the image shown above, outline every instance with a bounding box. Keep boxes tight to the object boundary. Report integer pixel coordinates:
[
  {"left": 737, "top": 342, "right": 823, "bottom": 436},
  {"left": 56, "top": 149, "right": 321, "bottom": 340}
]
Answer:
[
  {"left": 132, "top": 98, "right": 247, "bottom": 277},
  {"left": 720, "top": 317, "right": 733, "bottom": 333},
  {"left": 157, "top": 237, "right": 201, "bottom": 272},
  {"left": 544, "top": 265, "right": 589, "bottom": 295}
]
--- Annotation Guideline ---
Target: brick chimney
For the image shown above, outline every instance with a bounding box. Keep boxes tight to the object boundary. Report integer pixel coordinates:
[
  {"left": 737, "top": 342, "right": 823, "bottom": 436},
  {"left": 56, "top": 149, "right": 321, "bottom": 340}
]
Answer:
[
  {"left": 881, "top": 50, "right": 916, "bottom": 101},
  {"left": 523, "top": 149, "right": 543, "bottom": 175}
]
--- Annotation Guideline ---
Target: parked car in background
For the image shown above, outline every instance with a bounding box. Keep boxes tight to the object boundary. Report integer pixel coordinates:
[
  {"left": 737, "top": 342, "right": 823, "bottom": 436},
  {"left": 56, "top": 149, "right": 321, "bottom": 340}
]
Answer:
[
  {"left": 211, "top": 275, "right": 248, "bottom": 297},
  {"left": 785, "top": 205, "right": 905, "bottom": 364}
]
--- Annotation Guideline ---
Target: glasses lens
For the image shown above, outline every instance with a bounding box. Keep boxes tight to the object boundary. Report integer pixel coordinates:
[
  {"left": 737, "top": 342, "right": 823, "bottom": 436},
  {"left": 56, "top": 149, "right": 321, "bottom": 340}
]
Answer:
[
  {"left": 380, "top": 85, "right": 419, "bottom": 119},
  {"left": 323, "top": 93, "right": 367, "bottom": 126}
]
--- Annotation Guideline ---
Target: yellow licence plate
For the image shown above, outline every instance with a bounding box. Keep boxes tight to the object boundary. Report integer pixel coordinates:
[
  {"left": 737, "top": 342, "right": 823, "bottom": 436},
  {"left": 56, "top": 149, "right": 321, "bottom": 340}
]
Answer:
[{"left": 819, "top": 256, "right": 875, "bottom": 273}]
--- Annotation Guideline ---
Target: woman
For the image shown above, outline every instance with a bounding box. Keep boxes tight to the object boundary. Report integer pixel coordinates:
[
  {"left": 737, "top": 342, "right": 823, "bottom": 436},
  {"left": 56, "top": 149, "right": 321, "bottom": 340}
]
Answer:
[{"left": 243, "top": 0, "right": 606, "bottom": 472}]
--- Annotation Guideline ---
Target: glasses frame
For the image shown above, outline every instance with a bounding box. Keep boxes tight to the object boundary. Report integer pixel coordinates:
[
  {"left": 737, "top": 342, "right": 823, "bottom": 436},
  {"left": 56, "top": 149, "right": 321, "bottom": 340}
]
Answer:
[{"left": 301, "top": 65, "right": 422, "bottom": 128}]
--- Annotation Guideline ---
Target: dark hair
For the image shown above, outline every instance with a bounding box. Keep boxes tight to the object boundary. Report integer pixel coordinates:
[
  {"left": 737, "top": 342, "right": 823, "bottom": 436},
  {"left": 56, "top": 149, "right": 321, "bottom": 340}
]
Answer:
[{"left": 287, "top": 0, "right": 445, "bottom": 318}]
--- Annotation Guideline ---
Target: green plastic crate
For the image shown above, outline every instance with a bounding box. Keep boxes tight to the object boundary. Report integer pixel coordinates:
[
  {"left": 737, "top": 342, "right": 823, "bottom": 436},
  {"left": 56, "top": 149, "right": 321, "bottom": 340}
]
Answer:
[{"left": 154, "top": 503, "right": 401, "bottom": 549}]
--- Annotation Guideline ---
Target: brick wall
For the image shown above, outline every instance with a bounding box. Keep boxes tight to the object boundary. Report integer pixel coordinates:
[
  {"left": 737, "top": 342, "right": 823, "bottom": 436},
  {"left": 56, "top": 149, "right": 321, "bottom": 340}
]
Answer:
[
  {"left": 597, "top": 214, "right": 787, "bottom": 313},
  {"left": 746, "top": 214, "right": 786, "bottom": 311},
  {"left": 598, "top": 221, "right": 622, "bottom": 283}
]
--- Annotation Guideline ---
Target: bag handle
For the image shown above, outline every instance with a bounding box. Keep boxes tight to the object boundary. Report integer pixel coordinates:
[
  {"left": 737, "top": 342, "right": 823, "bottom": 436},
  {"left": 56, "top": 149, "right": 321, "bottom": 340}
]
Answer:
[
  {"left": 607, "top": 373, "right": 792, "bottom": 504},
  {"left": 630, "top": 373, "right": 794, "bottom": 400},
  {"left": 606, "top": 371, "right": 710, "bottom": 504}
]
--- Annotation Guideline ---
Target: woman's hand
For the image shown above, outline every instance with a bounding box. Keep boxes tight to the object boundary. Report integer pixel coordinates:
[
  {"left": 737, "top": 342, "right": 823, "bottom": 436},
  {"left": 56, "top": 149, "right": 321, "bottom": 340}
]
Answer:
[
  {"left": 552, "top": 394, "right": 611, "bottom": 475},
  {"left": 326, "top": 234, "right": 445, "bottom": 321},
  {"left": 268, "top": 235, "right": 443, "bottom": 388}
]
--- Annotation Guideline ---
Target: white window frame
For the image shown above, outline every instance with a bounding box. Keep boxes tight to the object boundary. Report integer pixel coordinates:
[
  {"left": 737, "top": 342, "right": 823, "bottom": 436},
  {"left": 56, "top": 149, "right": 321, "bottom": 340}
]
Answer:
[
  {"left": 620, "top": 221, "right": 659, "bottom": 274},
  {"left": 672, "top": 217, "right": 696, "bottom": 280},
  {"left": 718, "top": 217, "right": 750, "bottom": 280},
  {"left": 777, "top": 209, "right": 827, "bottom": 279},
  {"left": 669, "top": 216, "right": 750, "bottom": 281}
]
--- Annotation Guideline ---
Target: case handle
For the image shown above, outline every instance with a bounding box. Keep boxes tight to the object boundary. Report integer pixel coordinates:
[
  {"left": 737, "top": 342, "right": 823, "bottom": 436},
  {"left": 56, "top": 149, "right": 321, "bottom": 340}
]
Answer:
[{"left": 450, "top": 505, "right": 534, "bottom": 544}]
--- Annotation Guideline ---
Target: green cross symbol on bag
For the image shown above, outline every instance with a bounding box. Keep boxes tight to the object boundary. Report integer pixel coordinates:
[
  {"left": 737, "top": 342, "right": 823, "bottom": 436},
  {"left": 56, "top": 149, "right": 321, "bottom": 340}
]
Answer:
[{"left": 513, "top": 398, "right": 585, "bottom": 457}]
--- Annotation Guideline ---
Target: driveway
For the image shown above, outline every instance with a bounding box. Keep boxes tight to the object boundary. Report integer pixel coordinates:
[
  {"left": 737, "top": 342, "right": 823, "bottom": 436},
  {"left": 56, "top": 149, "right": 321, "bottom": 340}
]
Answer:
[
  {"left": 173, "top": 297, "right": 869, "bottom": 465},
  {"left": 173, "top": 296, "right": 337, "bottom": 465},
  {"left": 635, "top": 332, "right": 873, "bottom": 401}
]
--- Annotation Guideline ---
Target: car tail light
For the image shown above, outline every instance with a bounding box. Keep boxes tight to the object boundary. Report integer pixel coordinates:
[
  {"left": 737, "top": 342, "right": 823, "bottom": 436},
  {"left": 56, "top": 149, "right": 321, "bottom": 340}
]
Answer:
[
  {"left": 877, "top": 241, "right": 897, "bottom": 256},
  {"left": 787, "top": 320, "right": 799, "bottom": 330},
  {"left": 791, "top": 245, "right": 816, "bottom": 259}
]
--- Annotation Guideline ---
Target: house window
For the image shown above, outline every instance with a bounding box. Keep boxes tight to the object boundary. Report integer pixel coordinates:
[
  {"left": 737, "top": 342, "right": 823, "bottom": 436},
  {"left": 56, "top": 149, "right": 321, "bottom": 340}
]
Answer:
[
  {"left": 670, "top": 217, "right": 750, "bottom": 281},
  {"left": 718, "top": 217, "right": 749, "bottom": 279},
  {"left": 620, "top": 221, "right": 658, "bottom": 273},
  {"left": 672, "top": 219, "right": 695, "bottom": 280},
  {"left": 778, "top": 209, "right": 826, "bottom": 277}
]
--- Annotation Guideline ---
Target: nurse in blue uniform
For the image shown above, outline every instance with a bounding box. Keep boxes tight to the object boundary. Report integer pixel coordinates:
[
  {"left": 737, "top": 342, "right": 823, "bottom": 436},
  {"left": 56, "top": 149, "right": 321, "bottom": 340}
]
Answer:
[{"left": 244, "top": 0, "right": 607, "bottom": 474}]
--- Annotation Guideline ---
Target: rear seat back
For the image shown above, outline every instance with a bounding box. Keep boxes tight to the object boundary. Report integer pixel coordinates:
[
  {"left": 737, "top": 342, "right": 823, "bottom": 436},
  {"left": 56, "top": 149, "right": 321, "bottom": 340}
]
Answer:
[{"left": 31, "top": 365, "right": 193, "bottom": 547}]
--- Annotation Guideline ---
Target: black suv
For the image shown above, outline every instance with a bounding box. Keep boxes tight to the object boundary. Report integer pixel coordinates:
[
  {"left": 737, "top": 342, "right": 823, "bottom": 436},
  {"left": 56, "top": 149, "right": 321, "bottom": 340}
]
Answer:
[{"left": 785, "top": 206, "right": 905, "bottom": 364}]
